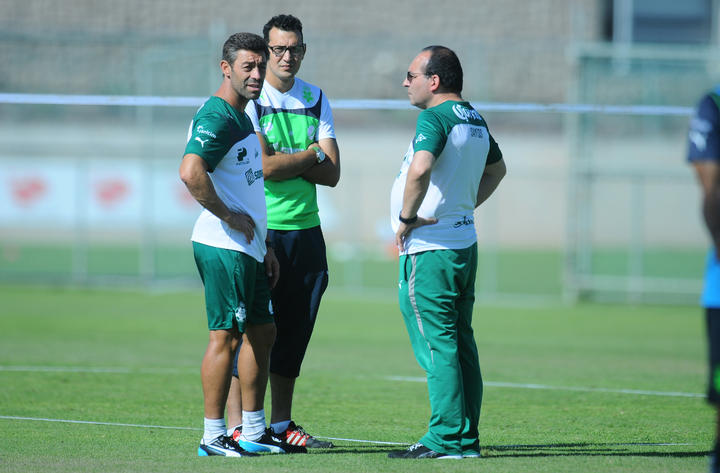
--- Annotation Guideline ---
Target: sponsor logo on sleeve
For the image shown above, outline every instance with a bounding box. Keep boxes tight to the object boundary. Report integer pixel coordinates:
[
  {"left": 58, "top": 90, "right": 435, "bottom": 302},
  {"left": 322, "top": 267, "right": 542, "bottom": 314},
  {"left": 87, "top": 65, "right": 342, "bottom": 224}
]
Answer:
[
  {"left": 196, "top": 125, "right": 217, "bottom": 138},
  {"left": 689, "top": 129, "right": 708, "bottom": 152},
  {"left": 192, "top": 125, "right": 216, "bottom": 148},
  {"left": 689, "top": 117, "right": 711, "bottom": 152}
]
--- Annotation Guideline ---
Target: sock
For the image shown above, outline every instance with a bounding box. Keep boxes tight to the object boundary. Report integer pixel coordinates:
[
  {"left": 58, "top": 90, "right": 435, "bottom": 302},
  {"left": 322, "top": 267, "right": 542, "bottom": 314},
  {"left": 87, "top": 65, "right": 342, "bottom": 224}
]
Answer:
[
  {"left": 226, "top": 423, "right": 242, "bottom": 437},
  {"left": 203, "top": 417, "right": 226, "bottom": 443},
  {"left": 271, "top": 420, "right": 291, "bottom": 434},
  {"left": 241, "top": 409, "right": 266, "bottom": 441}
]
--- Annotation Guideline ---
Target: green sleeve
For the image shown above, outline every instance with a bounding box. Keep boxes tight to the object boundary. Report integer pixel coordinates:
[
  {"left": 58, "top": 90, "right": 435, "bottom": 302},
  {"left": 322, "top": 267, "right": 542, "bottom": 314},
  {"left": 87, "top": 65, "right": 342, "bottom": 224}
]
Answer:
[
  {"left": 413, "top": 109, "right": 446, "bottom": 158},
  {"left": 184, "top": 113, "right": 232, "bottom": 171},
  {"left": 486, "top": 133, "right": 503, "bottom": 165}
]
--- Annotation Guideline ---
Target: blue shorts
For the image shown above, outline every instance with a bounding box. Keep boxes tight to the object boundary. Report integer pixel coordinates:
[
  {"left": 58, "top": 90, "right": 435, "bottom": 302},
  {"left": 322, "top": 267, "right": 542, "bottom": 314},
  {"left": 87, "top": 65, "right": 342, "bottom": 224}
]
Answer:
[
  {"left": 703, "top": 250, "right": 720, "bottom": 307},
  {"left": 233, "top": 226, "right": 328, "bottom": 378}
]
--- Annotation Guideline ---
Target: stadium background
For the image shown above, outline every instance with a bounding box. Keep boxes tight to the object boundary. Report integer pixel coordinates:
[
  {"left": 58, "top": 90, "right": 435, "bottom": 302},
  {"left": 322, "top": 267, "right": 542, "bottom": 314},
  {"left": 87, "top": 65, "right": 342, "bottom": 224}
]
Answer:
[{"left": 0, "top": 0, "right": 717, "bottom": 304}]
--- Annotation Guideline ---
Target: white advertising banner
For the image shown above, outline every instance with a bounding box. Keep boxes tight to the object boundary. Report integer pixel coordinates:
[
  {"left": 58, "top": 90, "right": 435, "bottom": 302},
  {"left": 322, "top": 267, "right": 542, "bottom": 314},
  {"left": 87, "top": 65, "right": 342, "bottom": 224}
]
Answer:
[
  {"left": 2, "top": 161, "right": 78, "bottom": 226},
  {"left": 0, "top": 158, "right": 201, "bottom": 229},
  {"left": 0, "top": 158, "right": 342, "bottom": 235}
]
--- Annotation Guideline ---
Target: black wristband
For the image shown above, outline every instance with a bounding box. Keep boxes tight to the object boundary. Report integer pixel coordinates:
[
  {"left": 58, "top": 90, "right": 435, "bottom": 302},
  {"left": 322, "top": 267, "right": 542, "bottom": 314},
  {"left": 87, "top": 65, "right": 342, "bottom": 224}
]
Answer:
[
  {"left": 398, "top": 213, "right": 418, "bottom": 225},
  {"left": 265, "top": 240, "right": 273, "bottom": 249}
]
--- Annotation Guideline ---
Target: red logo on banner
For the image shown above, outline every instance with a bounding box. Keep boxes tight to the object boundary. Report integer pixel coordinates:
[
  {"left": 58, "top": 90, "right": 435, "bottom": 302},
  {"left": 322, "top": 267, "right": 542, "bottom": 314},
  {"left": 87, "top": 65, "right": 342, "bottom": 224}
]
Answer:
[
  {"left": 95, "top": 178, "right": 129, "bottom": 207},
  {"left": 10, "top": 177, "right": 47, "bottom": 206},
  {"left": 176, "top": 182, "right": 197, "bottom": 208}
]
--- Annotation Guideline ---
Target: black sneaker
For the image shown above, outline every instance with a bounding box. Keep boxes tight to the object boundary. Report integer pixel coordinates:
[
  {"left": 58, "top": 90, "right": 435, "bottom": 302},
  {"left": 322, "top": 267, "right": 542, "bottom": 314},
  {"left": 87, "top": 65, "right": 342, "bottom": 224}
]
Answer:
[
  {"left": 234, "top": 427, "right": 307, "bottom": 454},
  {"left": 198, "top": 435, "right": 258, "bottom": 457},
  {"left": 388, "top": 442, "right": 462, "bottom": 459},
  {"left": 279, "top": 421, "right": 334, "bottom": 448},
  {"left": 463, "top": 439, "right": 482, "bottom": 458}
]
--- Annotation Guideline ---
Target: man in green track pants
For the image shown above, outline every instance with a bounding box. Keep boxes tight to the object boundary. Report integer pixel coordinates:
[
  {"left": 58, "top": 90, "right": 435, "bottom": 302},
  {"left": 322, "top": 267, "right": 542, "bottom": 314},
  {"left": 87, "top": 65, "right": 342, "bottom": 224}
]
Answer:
[{"left": 388, "top": 45, "right": 506, "bottom": 459}]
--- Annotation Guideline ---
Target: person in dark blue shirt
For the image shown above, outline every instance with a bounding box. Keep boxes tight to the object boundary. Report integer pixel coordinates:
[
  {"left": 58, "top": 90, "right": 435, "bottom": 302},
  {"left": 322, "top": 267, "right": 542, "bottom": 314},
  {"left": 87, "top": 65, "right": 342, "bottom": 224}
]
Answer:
[{"left": 688, "top": 86, "right": 720, "bottom": 473}]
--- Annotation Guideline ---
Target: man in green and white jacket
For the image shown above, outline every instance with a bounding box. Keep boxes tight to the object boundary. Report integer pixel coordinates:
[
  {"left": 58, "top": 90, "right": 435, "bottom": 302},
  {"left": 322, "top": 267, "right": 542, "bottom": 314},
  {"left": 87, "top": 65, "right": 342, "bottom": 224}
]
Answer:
[{"left": 389, "top": 45, "right": 506, "bottom": 460}]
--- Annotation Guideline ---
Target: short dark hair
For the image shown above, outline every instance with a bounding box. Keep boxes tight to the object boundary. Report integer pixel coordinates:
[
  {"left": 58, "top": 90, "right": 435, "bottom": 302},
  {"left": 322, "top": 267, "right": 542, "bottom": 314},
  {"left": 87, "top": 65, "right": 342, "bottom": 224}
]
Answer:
[
  {"left": 263, "top": 14, "right": 304, "bottom": 43},
  {"left": 422, "top": 45, "right": 463, "bottom": 94},
  {"left": 222, "top": 32, "right": 268, "bottom": 64}
]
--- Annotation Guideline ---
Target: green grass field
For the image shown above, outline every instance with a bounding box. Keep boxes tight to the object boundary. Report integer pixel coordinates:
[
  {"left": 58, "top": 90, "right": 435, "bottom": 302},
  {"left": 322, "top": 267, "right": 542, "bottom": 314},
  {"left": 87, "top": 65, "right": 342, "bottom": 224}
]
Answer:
[
  {"left": 0, "top": 284, "right": 713, "bottom": 472},
  {"left": 0, "top": 242, "right": 705, "bottom": 301}
]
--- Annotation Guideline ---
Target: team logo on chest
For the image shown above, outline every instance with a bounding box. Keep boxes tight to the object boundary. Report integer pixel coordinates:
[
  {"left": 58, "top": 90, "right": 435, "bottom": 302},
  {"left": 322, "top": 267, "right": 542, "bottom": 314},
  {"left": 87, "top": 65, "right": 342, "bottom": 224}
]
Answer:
[
  {"left": 302, "top": 86, "right": 314, "bottom": 103},
  {"left": 233, "top": 142, "right": 258, "bottom": 166}
]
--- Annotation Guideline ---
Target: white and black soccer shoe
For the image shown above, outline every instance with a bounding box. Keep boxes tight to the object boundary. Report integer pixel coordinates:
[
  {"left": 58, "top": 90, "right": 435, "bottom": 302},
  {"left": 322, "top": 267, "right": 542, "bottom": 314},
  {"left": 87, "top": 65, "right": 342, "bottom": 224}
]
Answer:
[{"left": 198, "top": 435, "right": 258, "bottom": 457}]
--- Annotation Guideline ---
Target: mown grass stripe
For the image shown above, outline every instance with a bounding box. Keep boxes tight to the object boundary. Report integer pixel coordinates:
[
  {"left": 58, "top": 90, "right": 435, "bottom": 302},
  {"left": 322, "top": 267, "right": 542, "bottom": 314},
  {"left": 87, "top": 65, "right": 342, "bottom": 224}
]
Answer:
[{"left": 386, "top": 376, "right": 704, "bottom": 398}]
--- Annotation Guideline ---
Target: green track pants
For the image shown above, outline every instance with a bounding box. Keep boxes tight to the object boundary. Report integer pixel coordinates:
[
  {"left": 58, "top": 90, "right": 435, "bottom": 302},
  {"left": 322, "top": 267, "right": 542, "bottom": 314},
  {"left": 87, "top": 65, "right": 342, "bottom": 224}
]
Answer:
[{"left": 398, "top": 244, "right": 483, "bottom": 456}]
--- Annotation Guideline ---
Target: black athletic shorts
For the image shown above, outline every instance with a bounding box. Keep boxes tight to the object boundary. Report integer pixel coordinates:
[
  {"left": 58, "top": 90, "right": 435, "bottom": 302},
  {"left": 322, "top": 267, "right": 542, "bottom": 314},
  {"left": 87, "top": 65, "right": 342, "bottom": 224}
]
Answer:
[
  {"left": 708, "top": 308, "right": 720, "bottom": 404},
  {"left": 233, "top": 226, "right": 328, "bottom": 379}
]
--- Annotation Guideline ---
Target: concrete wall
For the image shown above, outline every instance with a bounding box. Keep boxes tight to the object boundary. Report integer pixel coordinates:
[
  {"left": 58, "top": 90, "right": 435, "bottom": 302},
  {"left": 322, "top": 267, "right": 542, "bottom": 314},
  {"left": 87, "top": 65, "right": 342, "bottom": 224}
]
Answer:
[{"left": 1, "top": 0, "right": 606, "bottom": 101}]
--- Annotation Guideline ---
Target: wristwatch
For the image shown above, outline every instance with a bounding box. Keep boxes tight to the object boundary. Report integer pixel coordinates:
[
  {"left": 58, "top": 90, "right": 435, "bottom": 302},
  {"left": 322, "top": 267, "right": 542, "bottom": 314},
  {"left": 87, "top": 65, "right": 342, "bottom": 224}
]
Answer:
[{"left": 312, "top": 146, "right": 326, "bottom": 164}]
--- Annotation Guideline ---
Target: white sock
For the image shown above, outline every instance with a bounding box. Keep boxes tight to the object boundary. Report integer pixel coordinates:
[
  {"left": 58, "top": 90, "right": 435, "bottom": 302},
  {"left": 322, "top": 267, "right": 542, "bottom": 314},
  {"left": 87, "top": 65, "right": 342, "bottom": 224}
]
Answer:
[
  {"left": 241, "top": 409, "right": 266, "bottom": 441},
  {"left": 271, "top": 420, "right": 291, "bottom": 434},
  {"left": 203, "top": 417, "right": 226, "bottom": 443},
  {"left": 226, "top": 423, "right": 242, "bottom": 437}
]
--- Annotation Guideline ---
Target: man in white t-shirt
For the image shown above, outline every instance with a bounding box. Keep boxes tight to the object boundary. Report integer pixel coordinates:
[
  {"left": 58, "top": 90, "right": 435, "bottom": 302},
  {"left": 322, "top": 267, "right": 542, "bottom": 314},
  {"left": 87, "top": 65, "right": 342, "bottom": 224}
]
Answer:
[{"left": 180, "top": 32, "right": 304, "bottom": 456}]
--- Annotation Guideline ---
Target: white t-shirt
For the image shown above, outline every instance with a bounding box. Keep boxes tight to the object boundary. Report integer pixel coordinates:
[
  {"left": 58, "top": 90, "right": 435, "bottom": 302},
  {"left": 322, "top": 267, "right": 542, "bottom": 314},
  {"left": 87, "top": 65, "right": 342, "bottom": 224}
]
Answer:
[
  {"left": 184, "top": 96, "right": 267, "bottom": 262},
  {"left": 391, "top": 100, "right": 502, "bottom": 255},
  {"left": 245, "top": 77, "right": 335, "bottom": 230}
]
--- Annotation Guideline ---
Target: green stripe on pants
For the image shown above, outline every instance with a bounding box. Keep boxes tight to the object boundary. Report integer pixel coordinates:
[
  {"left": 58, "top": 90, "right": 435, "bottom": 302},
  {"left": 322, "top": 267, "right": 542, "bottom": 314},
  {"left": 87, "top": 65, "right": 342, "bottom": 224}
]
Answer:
[{"left": 398, "top": 244, "right": 483, "bottom": 456}]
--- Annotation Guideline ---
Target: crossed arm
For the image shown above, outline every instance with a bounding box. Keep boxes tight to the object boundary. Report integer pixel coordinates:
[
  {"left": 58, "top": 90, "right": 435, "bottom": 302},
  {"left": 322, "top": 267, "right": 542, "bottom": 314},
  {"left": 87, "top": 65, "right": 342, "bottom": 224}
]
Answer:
[{"left": 259, "top": 133, "right": 340, "bottom": 187}]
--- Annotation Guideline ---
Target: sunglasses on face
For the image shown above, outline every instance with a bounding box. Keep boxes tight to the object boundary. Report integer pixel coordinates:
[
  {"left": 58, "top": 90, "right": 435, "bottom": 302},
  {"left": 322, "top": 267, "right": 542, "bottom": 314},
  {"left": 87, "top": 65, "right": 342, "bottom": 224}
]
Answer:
[{"left": 406, "top": 71, "right": 428, "bottom": 82}]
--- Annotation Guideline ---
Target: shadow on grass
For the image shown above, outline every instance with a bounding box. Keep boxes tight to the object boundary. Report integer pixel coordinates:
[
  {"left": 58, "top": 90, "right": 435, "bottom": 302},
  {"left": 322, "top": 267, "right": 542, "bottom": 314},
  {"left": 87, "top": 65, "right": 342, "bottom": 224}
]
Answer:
[
  {"left": 306, "top": 445, "right": 400, "bottom": 455},
  {"left": 484, "top": 443, "right": 709, "bottom": 458},
  {"left": 301, "top": 442, "right": 708, "bottom": 458}
]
